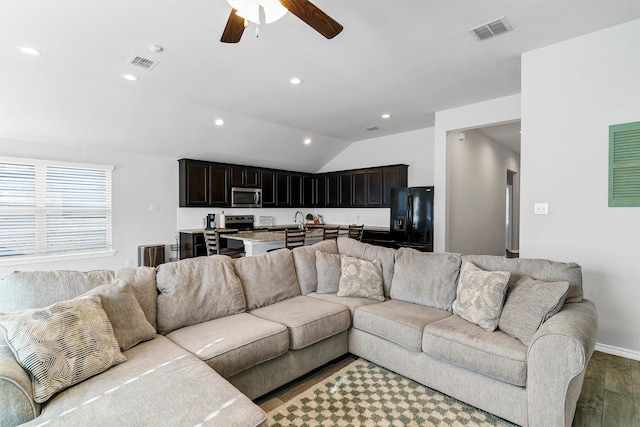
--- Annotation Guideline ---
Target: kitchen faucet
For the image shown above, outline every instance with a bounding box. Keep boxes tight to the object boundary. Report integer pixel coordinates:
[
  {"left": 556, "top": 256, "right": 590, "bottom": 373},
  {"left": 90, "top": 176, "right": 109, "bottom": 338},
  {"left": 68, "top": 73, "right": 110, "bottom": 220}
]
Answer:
[{"left": 293, "top": 211, "right": 304, "bottom": 229}]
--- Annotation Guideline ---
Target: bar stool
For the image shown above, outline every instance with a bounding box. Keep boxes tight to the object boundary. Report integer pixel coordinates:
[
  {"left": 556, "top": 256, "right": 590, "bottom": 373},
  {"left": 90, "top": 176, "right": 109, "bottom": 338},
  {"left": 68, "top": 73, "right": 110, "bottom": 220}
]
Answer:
[
  {"left": 322, "top": 226, "right": 339, "bottom": 240},
  {"left": 285, "top": 229, "right": 306, "bottom": 249},
  {"left": 348, "top": 224, "right": 364, "bottom": 241},
  {"left": 204, "top": 230, "right": 245, "bottom": 258}
]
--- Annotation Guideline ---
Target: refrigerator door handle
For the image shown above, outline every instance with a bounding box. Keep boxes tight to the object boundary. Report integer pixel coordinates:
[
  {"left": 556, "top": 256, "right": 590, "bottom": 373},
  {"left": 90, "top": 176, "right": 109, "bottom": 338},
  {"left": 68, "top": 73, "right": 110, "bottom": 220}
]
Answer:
[{"left": 406, "top": 193, "right": 413, "bottom": 237}]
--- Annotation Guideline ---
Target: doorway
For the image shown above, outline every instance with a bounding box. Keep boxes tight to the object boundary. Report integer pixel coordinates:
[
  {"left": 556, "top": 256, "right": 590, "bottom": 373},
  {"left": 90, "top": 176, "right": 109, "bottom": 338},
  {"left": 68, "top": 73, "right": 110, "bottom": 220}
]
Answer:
[{"left": 446, "top": 121, "right": 521, "bottom": 255}]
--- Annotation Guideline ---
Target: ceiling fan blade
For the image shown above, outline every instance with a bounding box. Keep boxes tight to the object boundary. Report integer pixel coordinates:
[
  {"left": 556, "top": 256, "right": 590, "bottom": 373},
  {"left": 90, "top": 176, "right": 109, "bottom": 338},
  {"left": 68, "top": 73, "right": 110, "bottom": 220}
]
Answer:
[
  {"left": 279, "top": 0, "right": 343, "bottom": 39},
  {"left": 221, "top": 9, "right": 246, "bottom": 43}
]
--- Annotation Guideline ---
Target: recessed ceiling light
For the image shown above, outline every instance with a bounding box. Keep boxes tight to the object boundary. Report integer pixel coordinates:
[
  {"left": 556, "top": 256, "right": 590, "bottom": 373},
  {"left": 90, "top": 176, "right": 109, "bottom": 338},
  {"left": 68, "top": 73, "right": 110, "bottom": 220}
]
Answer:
[
  {"left": 215, "top": 119, "right": 225, "bottom": 126},
  {"left": 382, "top": 113, "right": 392, "bottom": 119},
  {"left": 289, "top": 77, "right": 303, "bottom": 85},
  {"left": 17, "top": 46, "right": 41, "bottom": 56},
  {"left": 121, "top": 73, "right": 139, "bottom": 81},
  {"left": 304, "top": 138, "right": 312, "bottom": 145}
]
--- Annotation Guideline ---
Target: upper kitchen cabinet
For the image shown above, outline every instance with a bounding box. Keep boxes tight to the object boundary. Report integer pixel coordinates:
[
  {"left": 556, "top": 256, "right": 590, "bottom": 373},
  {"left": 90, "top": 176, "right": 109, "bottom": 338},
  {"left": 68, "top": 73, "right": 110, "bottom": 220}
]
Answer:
[
  {"left": 382, "top": 165, "right": 408, "bottom": 206},
  {"left": 179, "top": 159, "right": 229, "bottom": 207},
  {"left": 276, "top": 172, "right": 291, "bottom": 206},
  {"left": 319, "top": 164, "right": 407, "bottom": 208},
  {"left": 261, "top": 170, "right": 277, "bottom": 207},
  {"left": 231, "top": 166, "right": 261, "bottom": 188}
]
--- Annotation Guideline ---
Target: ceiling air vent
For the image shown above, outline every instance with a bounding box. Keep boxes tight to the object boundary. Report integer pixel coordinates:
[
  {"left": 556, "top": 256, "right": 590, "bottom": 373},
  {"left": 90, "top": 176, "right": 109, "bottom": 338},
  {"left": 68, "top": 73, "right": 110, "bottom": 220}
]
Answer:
[
  {"left": 364, "top": 126, "right": 380, "bottom": 132},
  {"left": 127, "top": 55, "right": 159, "bottom": 70},
  {"left": 469, "top": 17, "right": 512, "bottom": 41}
]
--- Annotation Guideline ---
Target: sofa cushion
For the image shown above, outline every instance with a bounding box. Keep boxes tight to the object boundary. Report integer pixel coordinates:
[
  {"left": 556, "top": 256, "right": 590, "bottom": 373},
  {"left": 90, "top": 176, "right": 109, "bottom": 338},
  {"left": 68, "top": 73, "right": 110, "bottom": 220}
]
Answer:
[
  {"left": 423, "top": 315, "right": 528, "bottom": 387},
  {"left": 166, "top": 313, "right": 289, "bottom": 378},
  {"left": 337, "top": 255, "right": 385, "bottom": 301},
  {"left": 0, "top": 268, "right": 158, "bottom": 331},
  {"left": 337, "top": 238, "right": 396, "bottom": 297},
  {"left": 390, "top": 249, "right": 462, "bottom": 311},
  {"left": 462, "top": 255, "right": 583, "bottom": 303},
  {"left": 81, "top": 279, "right": 156, "bottom": 351},
  {"left": 17, "top": 335, "right": 267, "bottom": 427},
  {"left": 234, "top": 249, "right": 301, "bottom": 310},
  {"left": 452, "top": 262, "right": 510, "bottom": 331},
  {"left": 250, "top": 296, "right": 350, "bottom": 350},
  {"left": 353, "top": 300, "right": 451, "bottom": 352},
  {"left": 291, "top": 239, "right": 339, "bottom": 294},
  {"left": 315, "top": 251, "right": 342, "bottom": 294},
  {"left": 156, "top": 256, "right": 246, "bottom": 335},
  {"left": 499, "top": 276, "right": 570, "bottom": 345},
  {"left": 0, "top": 295, "right": 126, "bottom": 403},
  {"left": 307, "top": 292, "right": 382, "bottom": 320}
]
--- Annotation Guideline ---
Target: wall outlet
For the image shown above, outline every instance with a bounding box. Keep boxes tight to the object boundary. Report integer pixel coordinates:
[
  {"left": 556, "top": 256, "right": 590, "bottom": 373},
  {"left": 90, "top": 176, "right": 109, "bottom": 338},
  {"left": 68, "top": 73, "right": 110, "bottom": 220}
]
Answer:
[
  {"left": 149, "top": 204, "right": 158, "bottom": 212},
  {"left": 534, "top": 203, "right": 549, "bottom": 215}
]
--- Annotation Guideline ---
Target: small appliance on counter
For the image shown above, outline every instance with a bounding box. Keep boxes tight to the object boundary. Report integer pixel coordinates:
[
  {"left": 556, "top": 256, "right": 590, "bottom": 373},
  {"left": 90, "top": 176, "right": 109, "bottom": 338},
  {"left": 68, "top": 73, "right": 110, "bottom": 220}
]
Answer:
[{"left": 206, "top": 213, "right": 216, "bottom": 229}]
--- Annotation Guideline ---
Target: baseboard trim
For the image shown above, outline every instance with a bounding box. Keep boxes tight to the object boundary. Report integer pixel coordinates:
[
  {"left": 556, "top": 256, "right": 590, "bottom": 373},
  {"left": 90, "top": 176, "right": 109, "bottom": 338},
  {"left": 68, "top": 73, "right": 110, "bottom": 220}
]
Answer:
[{"left": 595, "top": 343, "right": 640, "bottom": 361}]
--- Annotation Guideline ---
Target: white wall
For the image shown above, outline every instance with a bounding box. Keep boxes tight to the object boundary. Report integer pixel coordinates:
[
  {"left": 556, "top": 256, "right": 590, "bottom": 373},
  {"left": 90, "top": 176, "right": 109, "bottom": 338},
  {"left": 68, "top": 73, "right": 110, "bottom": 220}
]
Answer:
[
  {"left": 434, "top": 95, "right": 521, "bottom": 252},
  {"left": 319, "top": 127, "right": 435, "bottom": 187},
  {"left": 0, "top": 138, "right": 178, "bottom": 276},
  {"left": 521, "top": 19, "right": 640, "bottom": 355},
  {"left": 447, "top": 129, "right": 520, "bottom": 255}
]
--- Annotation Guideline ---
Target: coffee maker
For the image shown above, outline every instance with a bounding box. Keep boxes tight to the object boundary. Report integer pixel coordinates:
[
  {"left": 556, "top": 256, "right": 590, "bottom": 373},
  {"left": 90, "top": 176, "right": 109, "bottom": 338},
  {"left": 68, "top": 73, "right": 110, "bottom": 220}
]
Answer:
[{"left": 206, "top": 214, "right": 216, "bottom": 229}]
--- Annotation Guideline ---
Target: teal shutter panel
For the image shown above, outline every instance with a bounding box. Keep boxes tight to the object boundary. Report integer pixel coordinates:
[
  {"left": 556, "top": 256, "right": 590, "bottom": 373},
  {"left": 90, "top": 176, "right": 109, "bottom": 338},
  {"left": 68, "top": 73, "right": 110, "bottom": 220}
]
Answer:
[{"left": 609, "top": 121, "right": 640, "bottom": 207}]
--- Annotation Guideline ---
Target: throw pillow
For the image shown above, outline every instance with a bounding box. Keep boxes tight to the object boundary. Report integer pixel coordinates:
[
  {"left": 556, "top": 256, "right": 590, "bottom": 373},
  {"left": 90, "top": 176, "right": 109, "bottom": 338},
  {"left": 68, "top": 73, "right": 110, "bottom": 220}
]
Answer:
[
  {"left": 81, "top": 279, "right": 156, "bottom": 351},
  {"left": 337, "top": 255, "right": 385, "bottom": 301},
  {"left": 452, "top": 262, "right": 510, "bottom": 331},
  {"left": 315, "top": 251, "right": 342, "bottom": 294},
  {"left": 499, "top": 276, "right": 570, "bottom": 345},
  {"left": 0, "top": 295, "right": 126, "bottom": 403}
]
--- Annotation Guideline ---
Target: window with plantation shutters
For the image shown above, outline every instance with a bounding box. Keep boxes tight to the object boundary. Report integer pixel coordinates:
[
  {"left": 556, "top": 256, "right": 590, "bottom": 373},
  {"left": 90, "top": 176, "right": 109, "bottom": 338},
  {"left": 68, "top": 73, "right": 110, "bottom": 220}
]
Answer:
[
  {"left": 609, "top": 121, "right": 640, "bottom": 207},
  {"left": 0, "top": 157, "right": 113, "bottom": 262}
]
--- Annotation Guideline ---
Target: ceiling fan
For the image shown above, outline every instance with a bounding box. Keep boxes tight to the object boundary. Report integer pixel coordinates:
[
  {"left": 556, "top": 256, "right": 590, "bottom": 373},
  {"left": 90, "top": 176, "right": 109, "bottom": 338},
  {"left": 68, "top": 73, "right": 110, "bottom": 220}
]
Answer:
[{"left": 221, "top": 0, "right": 343, "bottom": 43}]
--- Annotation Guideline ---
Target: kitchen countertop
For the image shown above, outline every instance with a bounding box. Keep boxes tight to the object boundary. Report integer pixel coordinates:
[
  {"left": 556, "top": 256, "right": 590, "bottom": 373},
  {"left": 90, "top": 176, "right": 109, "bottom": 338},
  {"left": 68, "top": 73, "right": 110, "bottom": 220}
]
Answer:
[
  {"left": 179, "top": 224, "right": 390, "bottom": 234},
  {"left": 223, "top": 228, "right": 325, "bottom": 243}
]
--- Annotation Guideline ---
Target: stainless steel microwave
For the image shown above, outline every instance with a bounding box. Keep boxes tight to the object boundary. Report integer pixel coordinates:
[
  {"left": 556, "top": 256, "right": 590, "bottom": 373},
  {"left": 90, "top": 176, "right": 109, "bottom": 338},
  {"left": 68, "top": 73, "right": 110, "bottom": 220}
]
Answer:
[{"left": 231, "top": 187, "right": 262, "bottom": 208}]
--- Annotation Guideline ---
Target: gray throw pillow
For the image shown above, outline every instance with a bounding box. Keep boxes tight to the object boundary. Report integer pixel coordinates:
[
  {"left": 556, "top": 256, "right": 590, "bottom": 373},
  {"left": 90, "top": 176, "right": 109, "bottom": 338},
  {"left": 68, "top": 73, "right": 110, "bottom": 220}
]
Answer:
[
  {"left": 499, "top": 276, "right": 570, "bottom": 345},
  {"left": 0, "top": 295, "right": 126, "bottom": 403},
  {"left": 337, "top": 255, "right": 385, "bottom": 301},
  {"left": 156, "top": 255, "right": 247, "bottom": 334},
  {"left": 82, "top": 279, "right": 156, "bottom": 351},
  {"left": 316, "top": 251, "right": 342, "bottom": 294},
  {"left": 452, "top": 262, "right": 510, "bottom": 331},
  {"left": 234, "top": 249, "right": 301, "bottom": 310}
]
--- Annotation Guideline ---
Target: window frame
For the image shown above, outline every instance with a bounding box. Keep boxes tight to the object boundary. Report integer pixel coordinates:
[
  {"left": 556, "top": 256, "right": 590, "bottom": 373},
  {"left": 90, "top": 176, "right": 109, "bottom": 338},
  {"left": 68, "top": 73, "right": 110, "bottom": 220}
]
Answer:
[{"left": 0, "top": 156, "right": 115, "bottom": 266}]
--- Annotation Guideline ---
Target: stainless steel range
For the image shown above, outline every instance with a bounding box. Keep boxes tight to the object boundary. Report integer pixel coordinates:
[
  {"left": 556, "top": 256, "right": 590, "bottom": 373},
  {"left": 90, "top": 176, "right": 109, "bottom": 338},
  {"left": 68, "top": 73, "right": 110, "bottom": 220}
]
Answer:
[{"left": 224, "top": 215, "right": 255, "bottom": 231}]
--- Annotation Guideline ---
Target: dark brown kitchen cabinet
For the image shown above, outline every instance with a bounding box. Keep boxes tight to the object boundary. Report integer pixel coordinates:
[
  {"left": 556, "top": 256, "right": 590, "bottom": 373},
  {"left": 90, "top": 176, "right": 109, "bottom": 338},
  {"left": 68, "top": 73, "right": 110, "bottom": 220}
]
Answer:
[
  {"left": 338, "top": 172, "right": 353, "bottom": 207},
  {"left": 303, "top": 175, "right": 315, "bottom": 207},
  {"left": 179, "top": 159, "right": 229, "bottom": 207},
  {"left": 180, "top": 159, "right": 407, "bottom": 209},
  {"left": 326, "top": 173, "right": 339, "bottom": 207},
  {"left": 261, "top": 170, "right": 277, "bottom": 206},
  {"left": 382, "top": 165, "right": 408, "bottom": 206},
  {"left": 276, "top": 173, "right": 290, "bottom": 206},
  {"left": 366, "top": 169, "right": 384, "bottom": 207},
  {"left": 290, "top": 174, "right": 303, "bottom": 206},
  {"left": 352, "top": 170, "right": 367, "bottom": 207},
  {"left": 231, "top": 166, "right": 261, "bottom": 188}
]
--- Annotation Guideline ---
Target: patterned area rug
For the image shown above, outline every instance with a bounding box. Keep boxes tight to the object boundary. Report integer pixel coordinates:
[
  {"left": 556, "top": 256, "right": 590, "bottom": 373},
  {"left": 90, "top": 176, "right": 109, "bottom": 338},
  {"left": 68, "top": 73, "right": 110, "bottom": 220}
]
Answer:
[{"left": 267, "top": 359, "right": 517, "bottom": 427}]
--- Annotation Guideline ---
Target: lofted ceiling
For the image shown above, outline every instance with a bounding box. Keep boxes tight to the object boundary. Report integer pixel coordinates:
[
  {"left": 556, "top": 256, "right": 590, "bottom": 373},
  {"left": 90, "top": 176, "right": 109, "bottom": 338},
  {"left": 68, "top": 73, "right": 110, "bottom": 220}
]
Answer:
[{"left": 1, "top": 1, "right": 639, "bottom": 172}]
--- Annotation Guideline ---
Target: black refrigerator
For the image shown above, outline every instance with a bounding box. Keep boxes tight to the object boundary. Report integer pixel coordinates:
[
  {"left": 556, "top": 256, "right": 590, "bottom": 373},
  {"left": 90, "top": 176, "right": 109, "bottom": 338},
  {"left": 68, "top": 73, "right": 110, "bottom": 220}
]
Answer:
[{"left": 390, "top": 186, "right": 434, "bottom": 252}]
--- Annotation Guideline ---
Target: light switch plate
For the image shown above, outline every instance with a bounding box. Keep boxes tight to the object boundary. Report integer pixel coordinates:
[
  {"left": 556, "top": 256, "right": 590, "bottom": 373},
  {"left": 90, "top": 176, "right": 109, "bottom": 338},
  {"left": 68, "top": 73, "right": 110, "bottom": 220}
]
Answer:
[{"left": 534, "top": 203, "right": 549, "bottom": 215}]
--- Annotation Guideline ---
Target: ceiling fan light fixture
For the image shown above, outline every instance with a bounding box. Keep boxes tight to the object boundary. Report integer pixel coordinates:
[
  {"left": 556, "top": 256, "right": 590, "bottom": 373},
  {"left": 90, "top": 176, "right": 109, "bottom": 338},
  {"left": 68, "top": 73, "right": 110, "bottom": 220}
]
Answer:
[{"left": 227, "top": 0, "right": 287, "bottom": 25}]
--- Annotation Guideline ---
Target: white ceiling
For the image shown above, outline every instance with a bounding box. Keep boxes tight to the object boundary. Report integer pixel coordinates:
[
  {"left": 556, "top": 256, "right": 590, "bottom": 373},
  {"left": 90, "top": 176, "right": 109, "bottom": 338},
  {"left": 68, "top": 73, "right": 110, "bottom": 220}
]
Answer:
[{"left": 1, "top": 1, "right": 638, "bottom": 172}]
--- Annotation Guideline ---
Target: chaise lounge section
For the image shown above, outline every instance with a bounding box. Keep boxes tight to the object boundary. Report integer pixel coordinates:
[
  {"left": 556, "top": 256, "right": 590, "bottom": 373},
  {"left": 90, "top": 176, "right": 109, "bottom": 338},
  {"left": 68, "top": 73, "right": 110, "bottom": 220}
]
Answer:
[{"left": 0, "top": 238, "right": 597, "bottom": 427}]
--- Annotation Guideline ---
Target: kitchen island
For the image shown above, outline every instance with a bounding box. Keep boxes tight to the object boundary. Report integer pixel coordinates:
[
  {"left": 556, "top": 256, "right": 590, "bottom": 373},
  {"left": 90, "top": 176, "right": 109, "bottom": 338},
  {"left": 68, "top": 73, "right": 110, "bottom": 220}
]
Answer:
[{"left": 221, "top": 228, "right": 328, "bottom": 256}]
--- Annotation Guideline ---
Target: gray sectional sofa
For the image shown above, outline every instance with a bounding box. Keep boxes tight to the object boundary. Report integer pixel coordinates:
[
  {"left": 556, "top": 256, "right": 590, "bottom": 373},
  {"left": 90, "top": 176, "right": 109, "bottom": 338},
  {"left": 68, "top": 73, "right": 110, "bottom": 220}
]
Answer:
[{"left": 0, "top": 238, "right": 597, "bottom": 427}]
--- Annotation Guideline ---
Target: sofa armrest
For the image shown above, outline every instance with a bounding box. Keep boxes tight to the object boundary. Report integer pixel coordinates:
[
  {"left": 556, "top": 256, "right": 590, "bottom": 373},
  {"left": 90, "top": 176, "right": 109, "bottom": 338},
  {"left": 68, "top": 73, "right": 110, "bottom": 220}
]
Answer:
[
  {"left": 0, "top": 352, "right": 40, "bottom": 427},
  {"left": 526, "top": 299, "right": 598, "bottom": 427}
]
